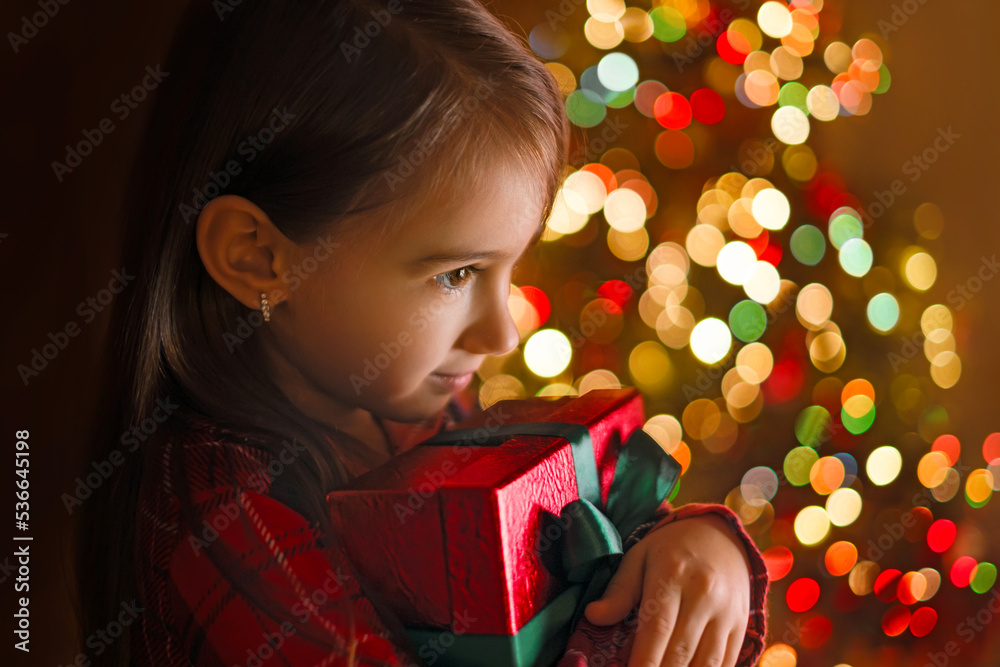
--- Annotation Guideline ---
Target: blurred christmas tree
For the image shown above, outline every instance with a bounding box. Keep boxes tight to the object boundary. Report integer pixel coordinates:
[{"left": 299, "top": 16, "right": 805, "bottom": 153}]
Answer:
[{"left": 479, "top": 1, "right": 1000, "bottom": 665}]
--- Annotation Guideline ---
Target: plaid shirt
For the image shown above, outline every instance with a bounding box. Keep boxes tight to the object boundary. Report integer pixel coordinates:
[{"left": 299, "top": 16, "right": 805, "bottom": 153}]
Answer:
[{"left": 132, "top": 399, "right": 767, "bottom": 666}]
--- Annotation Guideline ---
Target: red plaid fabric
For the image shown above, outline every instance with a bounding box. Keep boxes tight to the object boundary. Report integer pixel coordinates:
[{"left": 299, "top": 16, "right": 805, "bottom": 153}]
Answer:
[{"left": 132, "top": 399, "right": 768, "bottom": 666}]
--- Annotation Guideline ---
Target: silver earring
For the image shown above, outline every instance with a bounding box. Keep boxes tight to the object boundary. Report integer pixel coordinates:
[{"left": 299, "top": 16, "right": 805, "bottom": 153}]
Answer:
[{"left": 260, "top": 292, "right": 271, "bottom": 322}]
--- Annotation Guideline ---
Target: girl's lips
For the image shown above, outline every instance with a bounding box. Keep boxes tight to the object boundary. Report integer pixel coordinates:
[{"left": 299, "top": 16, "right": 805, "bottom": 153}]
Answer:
[{"left": 428, "top": 371, "right": 474, "bottom": 392}]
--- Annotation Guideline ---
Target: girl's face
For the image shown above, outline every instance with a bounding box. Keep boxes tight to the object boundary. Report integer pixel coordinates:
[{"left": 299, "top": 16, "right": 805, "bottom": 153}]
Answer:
[{"left": 266, "top": 164, "right": 545, "bottom": 426}]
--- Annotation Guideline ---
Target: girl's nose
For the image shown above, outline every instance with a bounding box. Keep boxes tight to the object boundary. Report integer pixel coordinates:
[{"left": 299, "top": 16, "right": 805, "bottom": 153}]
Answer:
[{"left": 459, "top": 281, "right": 520, "bottom": 357}]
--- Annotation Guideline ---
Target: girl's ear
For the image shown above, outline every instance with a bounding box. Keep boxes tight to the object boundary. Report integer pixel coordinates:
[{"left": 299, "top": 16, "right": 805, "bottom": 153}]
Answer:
[{"left": 195, "top": 195, "right": 296, "bottom": 310}]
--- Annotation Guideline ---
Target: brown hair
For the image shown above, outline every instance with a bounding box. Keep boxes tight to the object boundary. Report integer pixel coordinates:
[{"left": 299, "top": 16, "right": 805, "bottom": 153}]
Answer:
[{"left": 76, "top": 0, "right": 568, "bottom": 663}]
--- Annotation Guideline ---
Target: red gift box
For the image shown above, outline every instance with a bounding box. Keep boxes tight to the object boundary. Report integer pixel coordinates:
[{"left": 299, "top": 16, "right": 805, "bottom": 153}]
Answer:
[{"left": 327, "top": 388, "right": 655, "bottom": 640}]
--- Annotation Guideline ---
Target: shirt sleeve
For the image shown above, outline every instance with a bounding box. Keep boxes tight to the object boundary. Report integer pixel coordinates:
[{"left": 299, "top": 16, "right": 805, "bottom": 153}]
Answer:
[{"left": 167, "top": 486, "right": 418, "bottom": 666}]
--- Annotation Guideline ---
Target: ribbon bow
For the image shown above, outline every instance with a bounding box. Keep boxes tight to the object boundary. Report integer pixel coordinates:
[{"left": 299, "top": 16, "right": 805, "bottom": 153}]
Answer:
[{"left": 422, "top": 419, "right": 681, "bottom": 635}]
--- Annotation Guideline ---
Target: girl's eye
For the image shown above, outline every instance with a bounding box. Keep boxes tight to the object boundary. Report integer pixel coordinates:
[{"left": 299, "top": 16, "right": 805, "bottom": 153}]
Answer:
[{"left": 435, "top": 265, "right": 483, "bottom": 291}]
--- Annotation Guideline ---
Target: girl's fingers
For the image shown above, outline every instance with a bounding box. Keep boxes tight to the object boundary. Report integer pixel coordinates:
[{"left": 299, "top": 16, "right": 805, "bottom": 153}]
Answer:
[
  {"left": 687, "top": 619, "right": 731, "bottom": 667},
  {"left": 626, "top": 572, "right": 682, "bottom": 667},
  {"left": 585, "top": 545, "right": 645, "bottom": 626},
  {"left": 721, "top": 628, "right": 744, "bottom": 667},
  {"left": 656, "top": 594, "right": 712, "bottom": 667}
]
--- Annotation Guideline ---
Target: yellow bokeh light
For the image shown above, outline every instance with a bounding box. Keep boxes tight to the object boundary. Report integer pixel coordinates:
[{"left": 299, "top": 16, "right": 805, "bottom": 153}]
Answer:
[
  {"left": 546, "top": 189, "right": 590, "bottom": 235},
  {"left": 772, "top": 106, "right": 810, "bottom": 145},
  {"left": 690, "top": 317, "right": 732, "bottom": 364},
  {"left": 682, "top": 398, "right": 721, "bottom": 440},
  {"left": 686, "top": 223, "right": 726, "bottom": 267},
  {"left": 564, "top": 169, "right": 608, "bottom": 214},
  {"left": 759, "top": 644, "right": 796, "bottom": 667},
  {"left": 576, "top": 369, "right": 621, "bottom": 394},
  {"left": 917, "top": 451, "right": 951, "bottom": 488},
  {"left": 903, "top": 251, "right": 938, "bottom": 291},
  {"left": 544, "top": 62, "right": 577, "bottom": 97},
  {"left": 745, "top": 69, "right": 780, "bottom": 106},
  {"left": 644, "top": 414, "right": 683, "bottom": 453},
  {"left": 607, "top": 227, "right": 649, "bottom": 262},
  {"left": 737, "top": 342, "right": 774, "bottom": 383},
  {"left": 628, "top": 341, "right": 673, "bottom": 393},
  {"left": 770, "top": 46, "right": 803, "bottom": 80},
  {"left": 921, "top": 305, "right": 953, "bottom": 336},
  {"left": 824, "top": 41, "right": 852, "bottom": 73},
  {"left": 604, "top": 187, "right": 647, "bottom": 232},
  {"left": 758, "top": 1, "right": 793, "bottom": 38},
  {"left": 796, "top": 283, "right": 834, "bottom": 329},
  {"left": 717, "top": 241, "right": 757, "bottom": 285},
  {"left": 536, "top": 382, "right": 577, "bottom": 398},
  {"left": 523, "top": 329, "right": 572, "bottom": 378},
  {"left": 620, "top": 7, "right": 654, "bottom": 42},
  {"left": 583, "top": 17, "right": 625, "bottom": 50},
  {"left": 587, "top": 0, "right": 626, "bottom": 21},
  {"left": 752, "top": 188, "right": 790, "bottom": 230},
  {"left": 914, "top": 202, "right": 945, "bottom": 240},
  {"left": 827, "top": 487, "right": 862, "bottom": 526},
  {"left": 806, "top": 85, "right": 839, "bottom": 121},
  {"left": 782, "top": 145, "right": 817, "bottom": 181},
  {"left": 744, "top": 261, "right": 781, "bottom": 304},
  {"left": 930, "top": 351, "right": 961, "bottom": 389},
  {"left": 794, "top": 505, "right": 831, "bottom": 546},
  {"left": 866, "top": 445, "right": 902, "bottom": 486},
  {"left": 478, "top": 373, "right": 526, "bottom": 409}
]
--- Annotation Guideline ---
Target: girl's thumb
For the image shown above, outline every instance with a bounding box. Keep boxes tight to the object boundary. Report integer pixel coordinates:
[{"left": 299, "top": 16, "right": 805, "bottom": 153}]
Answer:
[{"left": 583, "top": 556, "right": 641, "bottom": 626}]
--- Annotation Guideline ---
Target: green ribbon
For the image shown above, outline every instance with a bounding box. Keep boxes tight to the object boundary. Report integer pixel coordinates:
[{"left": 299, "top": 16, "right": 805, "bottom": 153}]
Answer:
[{"left": 421, "top": 419, "right": 681, "bottom": 643}]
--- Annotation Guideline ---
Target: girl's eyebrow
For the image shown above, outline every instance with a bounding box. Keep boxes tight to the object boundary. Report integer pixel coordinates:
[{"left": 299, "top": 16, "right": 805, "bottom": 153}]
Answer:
[
  {"left": 410, "top": 250, "right": 507, "bottom": 267},
  {"left": 411, "top": 223, "right": 545, "bottom": 267}
]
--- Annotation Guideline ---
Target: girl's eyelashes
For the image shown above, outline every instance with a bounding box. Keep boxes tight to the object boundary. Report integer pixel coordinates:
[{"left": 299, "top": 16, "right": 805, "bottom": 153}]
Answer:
[{"left": 434, "top": 265, "right": 484, "bottom": 292}]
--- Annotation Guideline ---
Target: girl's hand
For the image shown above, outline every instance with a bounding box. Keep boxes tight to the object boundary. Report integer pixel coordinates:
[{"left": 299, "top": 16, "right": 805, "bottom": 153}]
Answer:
[{"left": 583, "top": 513, "right": 752, "bottom": 667}]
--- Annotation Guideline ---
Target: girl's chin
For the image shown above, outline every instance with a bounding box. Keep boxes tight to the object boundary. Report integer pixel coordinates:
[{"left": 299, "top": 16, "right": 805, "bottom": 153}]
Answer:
[{"left": 373, "top": 391, "right": 454, "bottom": 425}]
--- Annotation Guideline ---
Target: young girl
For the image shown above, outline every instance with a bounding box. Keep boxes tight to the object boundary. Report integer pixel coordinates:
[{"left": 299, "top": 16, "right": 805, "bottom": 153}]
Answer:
[{"left": 77, "top": 1, "right": 768, "bottom": 665}]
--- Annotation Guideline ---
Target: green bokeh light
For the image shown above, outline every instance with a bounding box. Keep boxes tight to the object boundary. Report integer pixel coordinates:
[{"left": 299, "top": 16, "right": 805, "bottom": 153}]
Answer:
[
  {"left": 829, "top": 213, "right": 864, "bottom": 249},
  {"left": 867, "top": 293, "right": 900, "bottom": 332},
  {"left": 785, "top": 446, "right": 820, "bottom": 486},
  {"left": 839, "top": 238, "right": 874, "bottom": 277},
  {"left": 729, "top": 300, "right": 767, "bottom": 342},
  {"left": 842, "top": 404, "right": 876, "bottom": 434},
  {"left": 970, "top": 562, "right": 997, "bottom": 593},
  {"left": 778, "top": 82, "right": 809, "bottom": 113},
  {"left": 791, "top": 224, "right": 826, "bottom": 266},
  {"left": 565, "top": 89, "right": 607, "bottom": 128},
  {"left": 795, "top": 405, "right": 832, "bottom": 448},
  {"left": 597, "top": 52, "right": 640, "bottom": 92},
  {"left": 650, "top": 6, "right": 686, "bottom": 42}
]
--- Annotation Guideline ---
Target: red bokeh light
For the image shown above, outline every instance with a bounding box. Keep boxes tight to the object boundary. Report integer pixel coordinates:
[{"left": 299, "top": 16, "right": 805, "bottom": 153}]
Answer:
[
  {"left": 910, "top": 607, "right": 938, "bottom": 637},
  {"left": 926, "top": 519, "right": 956, "bottom": 553},
  {"left": 763, "top": 545, "right": 794, "bottom": 581},
  {"left": 787, "top": 577, "right": 821, "bottom": 612},
  {"left": 874, "top": 569, "right": 902, "bottom": 602},
  {"left": 882, "top": 605, "right": 911, "bottom": 637},
  {"left": 690, "top": 88, "right": 725, "bottom": 124},
  {"left": 950, "top": 557, "right": 977, "bottom": 587},
  {"left": 518, "top": 286, "right": 550, "bottom": 326},
  {"left": 654, "top": 92, "right": 692, "bottom": 130}
]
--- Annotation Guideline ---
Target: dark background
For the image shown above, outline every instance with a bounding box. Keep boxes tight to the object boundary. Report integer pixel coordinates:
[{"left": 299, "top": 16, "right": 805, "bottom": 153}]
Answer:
[{"left": 2, "top": 0, "right": 998, "bottom": 664}]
